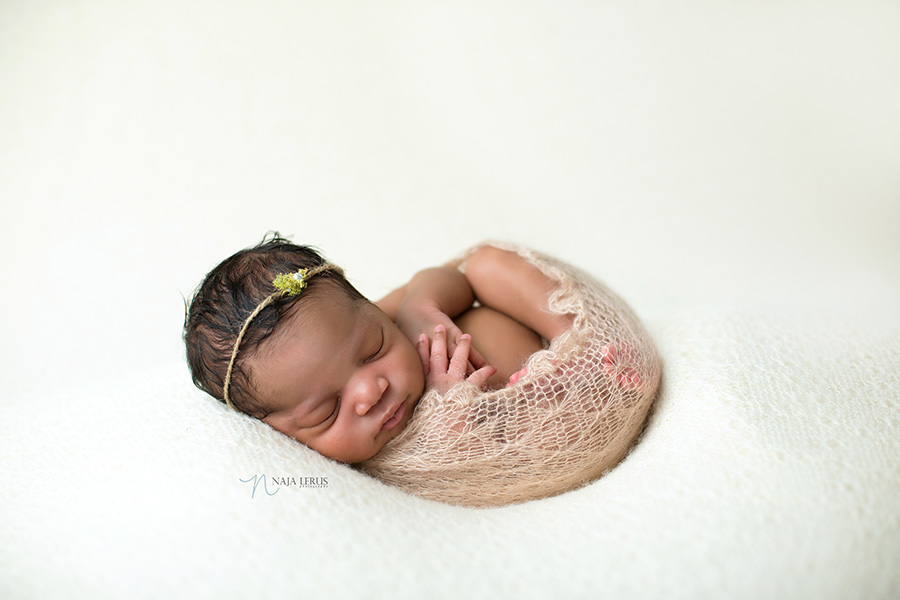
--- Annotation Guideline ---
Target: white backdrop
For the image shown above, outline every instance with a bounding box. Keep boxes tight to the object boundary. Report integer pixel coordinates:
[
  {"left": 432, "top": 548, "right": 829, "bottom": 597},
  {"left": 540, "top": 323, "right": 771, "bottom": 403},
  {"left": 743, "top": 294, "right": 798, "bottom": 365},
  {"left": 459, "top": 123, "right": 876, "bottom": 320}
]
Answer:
[{"left": 2, "top": 2, "right": 899, "bottom": 599}]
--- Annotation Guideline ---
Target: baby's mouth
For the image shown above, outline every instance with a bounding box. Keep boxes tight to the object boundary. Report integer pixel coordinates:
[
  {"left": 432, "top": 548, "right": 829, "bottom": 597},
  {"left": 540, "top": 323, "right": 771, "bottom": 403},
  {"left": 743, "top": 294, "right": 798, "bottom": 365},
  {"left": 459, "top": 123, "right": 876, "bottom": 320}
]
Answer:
[{"left": 381, "top": 401, "right": 406, "bottom": 431}]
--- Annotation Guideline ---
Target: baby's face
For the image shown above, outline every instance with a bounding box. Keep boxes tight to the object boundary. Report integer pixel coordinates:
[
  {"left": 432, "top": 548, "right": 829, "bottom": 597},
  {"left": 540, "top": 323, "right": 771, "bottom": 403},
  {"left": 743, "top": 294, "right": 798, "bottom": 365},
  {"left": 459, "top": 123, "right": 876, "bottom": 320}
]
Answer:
[{"left": 249, "top": 291, "right": 425, "bottom": 463}]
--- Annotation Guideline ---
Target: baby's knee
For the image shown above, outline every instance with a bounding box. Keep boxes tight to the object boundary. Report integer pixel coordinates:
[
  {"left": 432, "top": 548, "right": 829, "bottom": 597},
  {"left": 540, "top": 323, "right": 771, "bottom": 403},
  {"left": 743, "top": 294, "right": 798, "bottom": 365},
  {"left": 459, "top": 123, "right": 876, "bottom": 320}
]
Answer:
[{"left": 465, "top": 245, "right": 519, "bottom": 282}]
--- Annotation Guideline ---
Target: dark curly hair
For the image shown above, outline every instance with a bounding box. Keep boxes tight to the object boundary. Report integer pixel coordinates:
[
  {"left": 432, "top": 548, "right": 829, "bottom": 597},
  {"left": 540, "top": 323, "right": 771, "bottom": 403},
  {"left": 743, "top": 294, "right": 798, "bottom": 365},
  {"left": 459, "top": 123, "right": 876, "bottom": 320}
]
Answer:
[{"left": 183, "top": 233, "right": 366, "bottom": 417}]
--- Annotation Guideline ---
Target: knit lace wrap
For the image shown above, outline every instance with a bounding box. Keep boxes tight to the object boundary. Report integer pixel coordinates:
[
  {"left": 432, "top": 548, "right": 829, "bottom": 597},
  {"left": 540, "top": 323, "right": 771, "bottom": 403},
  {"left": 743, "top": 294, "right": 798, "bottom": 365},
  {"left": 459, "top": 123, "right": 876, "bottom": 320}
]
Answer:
[{"left": 360, "top": 243, "right": 661, "bottom": 507}]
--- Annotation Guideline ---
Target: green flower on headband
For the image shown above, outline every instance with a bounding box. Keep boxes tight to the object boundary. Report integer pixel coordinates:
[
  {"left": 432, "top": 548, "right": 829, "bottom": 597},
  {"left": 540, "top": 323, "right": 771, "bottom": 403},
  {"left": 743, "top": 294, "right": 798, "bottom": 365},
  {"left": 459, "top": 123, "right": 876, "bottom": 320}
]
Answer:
[{"left": 273, "top": 269, "right": 309, "bottom": 296}]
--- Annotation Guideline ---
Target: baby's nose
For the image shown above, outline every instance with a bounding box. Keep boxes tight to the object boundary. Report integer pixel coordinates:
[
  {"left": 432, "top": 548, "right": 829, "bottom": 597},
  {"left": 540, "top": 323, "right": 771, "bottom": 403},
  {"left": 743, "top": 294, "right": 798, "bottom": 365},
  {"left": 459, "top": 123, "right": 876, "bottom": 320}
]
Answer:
[{"left": 354, "top": 376, "right": 389, "bottom": 416}]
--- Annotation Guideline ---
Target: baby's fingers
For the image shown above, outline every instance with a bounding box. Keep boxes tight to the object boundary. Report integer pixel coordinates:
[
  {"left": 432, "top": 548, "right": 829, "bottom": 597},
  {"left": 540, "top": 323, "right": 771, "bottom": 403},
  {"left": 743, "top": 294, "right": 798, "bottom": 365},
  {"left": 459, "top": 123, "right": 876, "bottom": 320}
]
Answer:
[
  {"left": 429, "top": 325, "right": 449, "bottom": 374},
  {"left": 416, "top": 334, "right": 430, "bottom": 375},
  {"left": 448, "top": 334, "right": 474, "bottom": 379},
  {"left": 467, "top": 364, "right": 498, "bottom": 390},
  {"left": 466, "top": 344, "right": 489, "bottom": 370}
]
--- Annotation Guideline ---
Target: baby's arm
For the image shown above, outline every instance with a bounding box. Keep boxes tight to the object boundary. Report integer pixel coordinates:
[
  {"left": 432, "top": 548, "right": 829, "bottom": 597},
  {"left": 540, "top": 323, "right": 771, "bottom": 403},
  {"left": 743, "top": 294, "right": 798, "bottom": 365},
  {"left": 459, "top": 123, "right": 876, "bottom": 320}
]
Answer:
[
  {"left": 377, "top": 245, "right": 573, "bottom": 387},
  {"left": 378, "top": 246, "right": 571, "bottom": 339},
  {"left": 377, "top": 264, "right": 482, "bottom": 368}
]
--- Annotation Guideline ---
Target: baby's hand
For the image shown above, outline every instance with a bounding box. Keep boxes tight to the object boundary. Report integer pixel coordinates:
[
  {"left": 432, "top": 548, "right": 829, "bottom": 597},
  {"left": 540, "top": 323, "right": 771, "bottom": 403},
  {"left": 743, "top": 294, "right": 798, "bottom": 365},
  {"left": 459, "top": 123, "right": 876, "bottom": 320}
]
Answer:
[
  {"left": 417, "top": 325, "right": 496, "bottom": 394},
  {"left": 401, "top": 307, "right": 489, "bottom": 376}
]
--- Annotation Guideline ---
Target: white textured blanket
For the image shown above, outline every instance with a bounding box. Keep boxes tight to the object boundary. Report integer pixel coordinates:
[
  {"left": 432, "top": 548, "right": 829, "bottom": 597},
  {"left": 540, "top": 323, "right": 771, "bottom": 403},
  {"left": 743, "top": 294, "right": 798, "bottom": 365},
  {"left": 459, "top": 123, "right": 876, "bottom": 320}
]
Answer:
[{"left": 2, "top": 309, "right": 897, "bottom": 599}]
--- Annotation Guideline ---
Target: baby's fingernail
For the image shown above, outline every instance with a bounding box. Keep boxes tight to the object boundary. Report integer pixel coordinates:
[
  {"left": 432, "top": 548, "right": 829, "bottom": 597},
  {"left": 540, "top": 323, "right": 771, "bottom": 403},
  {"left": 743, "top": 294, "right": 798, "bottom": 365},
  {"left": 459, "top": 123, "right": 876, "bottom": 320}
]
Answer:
[
  {"left": 460, "top": 333, "right": 470, "bottom": 341},
  {"left": 417, "top": 334, "right": 427, "bottom": 344},
  {"left": 434, "top": 325, "right": 444, "bottom": 333}
]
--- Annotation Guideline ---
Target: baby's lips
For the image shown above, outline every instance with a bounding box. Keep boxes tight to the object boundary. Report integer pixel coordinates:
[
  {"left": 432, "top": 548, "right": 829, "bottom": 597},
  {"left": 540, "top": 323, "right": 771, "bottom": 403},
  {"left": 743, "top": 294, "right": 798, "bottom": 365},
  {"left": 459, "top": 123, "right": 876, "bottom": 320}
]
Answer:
[{"left": 380, "top": 401, "right": 406, "bottom": 431}]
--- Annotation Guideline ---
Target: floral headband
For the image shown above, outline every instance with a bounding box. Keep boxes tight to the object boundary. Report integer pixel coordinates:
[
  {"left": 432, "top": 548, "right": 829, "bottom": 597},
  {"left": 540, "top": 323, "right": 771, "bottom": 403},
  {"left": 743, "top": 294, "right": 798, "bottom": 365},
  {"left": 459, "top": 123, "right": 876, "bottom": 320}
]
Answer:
[{"left": 223, "top": 263, "right": 341, "bottom": 410}]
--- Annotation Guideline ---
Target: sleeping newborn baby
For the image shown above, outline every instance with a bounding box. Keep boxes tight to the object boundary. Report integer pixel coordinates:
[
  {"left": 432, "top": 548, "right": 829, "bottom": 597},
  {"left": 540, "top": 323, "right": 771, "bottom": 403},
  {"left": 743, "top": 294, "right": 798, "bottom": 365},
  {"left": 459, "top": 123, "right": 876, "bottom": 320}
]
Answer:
[{"left": 184, "top": 235, "right": 660, "bottom": 507}]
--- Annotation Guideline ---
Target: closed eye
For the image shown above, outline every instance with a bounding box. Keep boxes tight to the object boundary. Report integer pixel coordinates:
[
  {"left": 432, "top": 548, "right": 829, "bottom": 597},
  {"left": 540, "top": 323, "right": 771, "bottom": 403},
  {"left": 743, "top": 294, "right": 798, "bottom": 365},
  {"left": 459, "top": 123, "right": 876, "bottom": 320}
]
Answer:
[
  {"left": 365, "top": 327, "right": 385, "bottom": 363},
  {"left": 320, "top": 396, "right": 340, "bottom": 426}
]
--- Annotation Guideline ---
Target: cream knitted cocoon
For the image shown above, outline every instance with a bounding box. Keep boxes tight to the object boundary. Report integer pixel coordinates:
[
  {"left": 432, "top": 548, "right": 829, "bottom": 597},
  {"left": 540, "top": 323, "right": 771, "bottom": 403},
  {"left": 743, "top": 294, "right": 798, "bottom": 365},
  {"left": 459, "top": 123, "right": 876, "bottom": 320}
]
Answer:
[{"left": 361, "top": 243, "right": 661, "bottom": 507}]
